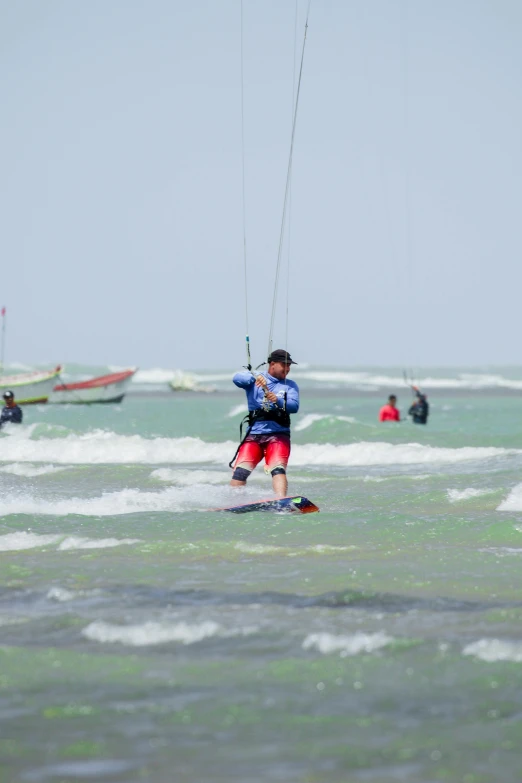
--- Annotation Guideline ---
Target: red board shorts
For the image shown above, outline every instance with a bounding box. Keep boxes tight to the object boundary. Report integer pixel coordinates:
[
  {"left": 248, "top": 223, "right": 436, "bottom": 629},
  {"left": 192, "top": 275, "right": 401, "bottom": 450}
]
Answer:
[{"left": 234, "top": 433, "right": 291, "bottom": 474}]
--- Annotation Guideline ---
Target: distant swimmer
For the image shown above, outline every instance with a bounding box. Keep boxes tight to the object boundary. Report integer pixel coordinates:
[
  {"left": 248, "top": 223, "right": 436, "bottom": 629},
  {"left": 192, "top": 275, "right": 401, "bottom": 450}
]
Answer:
[
  {"left": 230, "top": 349, "right": 299, "bottom": 497},
  {"left": 379, "top": 395, "right": 400, "bottom": 422},
  {"left": 408, "top": 387, "right": 429, "bottom": 425},
  {"left": 0, "top": 390, "right": 23, "bottom": 427}
]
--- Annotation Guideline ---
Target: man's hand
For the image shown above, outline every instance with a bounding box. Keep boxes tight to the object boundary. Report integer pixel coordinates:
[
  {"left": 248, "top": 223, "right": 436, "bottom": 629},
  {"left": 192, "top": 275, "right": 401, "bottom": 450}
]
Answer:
[{"left": 255, "top": 376, "right": 278, "bottom": 404}]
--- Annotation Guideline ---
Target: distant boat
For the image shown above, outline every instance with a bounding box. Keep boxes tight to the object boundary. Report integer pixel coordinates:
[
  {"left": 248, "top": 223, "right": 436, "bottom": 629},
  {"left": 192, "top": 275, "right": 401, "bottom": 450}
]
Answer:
[
  {"left": 0, "top": 366, "right": 62, "bottom": 404},
  {"left": 51, "top": 368, "right": 137, "bottom": 404}
]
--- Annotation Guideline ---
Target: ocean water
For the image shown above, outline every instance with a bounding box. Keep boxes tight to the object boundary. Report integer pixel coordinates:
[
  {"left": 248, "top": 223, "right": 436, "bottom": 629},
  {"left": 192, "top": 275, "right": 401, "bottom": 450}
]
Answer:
[{"left": 2, "top": 367, "right": 522, "bottom": 782}]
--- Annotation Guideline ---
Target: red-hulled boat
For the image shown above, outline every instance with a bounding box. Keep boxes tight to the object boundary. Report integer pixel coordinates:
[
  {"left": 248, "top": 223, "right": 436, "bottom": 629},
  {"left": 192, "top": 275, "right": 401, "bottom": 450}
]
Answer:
[{"left": 51, "top": 369, "right": 137, "bottom": 404}]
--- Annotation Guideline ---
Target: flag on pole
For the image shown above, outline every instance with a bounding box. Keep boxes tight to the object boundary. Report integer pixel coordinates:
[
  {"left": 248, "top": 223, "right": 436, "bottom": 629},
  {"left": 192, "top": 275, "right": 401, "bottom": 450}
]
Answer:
[{"left": 1, "top": 308, "right": 5, "bottom": 317}]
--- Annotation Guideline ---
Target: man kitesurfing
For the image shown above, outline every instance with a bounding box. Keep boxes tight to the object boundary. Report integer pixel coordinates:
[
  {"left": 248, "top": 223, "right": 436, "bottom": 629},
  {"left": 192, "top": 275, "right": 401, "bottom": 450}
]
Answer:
[
  {"left": 221, "top": 3, "right": 319, "bottom": 513},
  {"left": 230, "top": 350, "right": 299, "bottom": 497},
  {"left": 408, "top": 386, "right": 429, "bottom": 424}
]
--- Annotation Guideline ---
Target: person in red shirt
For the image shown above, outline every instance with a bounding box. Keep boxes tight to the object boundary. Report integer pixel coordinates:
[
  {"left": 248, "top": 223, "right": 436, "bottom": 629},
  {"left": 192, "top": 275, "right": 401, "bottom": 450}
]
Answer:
[{"left": 379, "top": 395, "right": 400, "bottom": 422}]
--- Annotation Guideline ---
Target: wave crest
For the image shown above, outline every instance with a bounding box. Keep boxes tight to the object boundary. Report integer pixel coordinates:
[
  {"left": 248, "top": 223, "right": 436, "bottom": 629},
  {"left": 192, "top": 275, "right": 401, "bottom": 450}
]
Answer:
[{"left": 0, "top": 428, "right": 513, "bottom": 467}]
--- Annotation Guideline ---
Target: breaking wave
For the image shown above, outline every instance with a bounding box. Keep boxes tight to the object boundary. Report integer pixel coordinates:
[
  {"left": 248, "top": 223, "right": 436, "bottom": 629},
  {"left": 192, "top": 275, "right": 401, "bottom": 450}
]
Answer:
[
  {"left": 292, "top": 370, "right": 522, "bottom": 391},
  {"left": 82, "top": 620, "right": 256, "bottom": 647},
  {"left": 150, "top": 468, "right": 239, "bottom": 485},
  {"left": 234, "top": 541, "right": 356, "bottom": 556},
  {"left": 497, "top": 483, "right": 522, "bottom": 511},
  {"left": 0, "top": 463, "right": 69, "bottom": 478},
  {"left": 462, "top": 639, "right": 522, "bottom": 663},
  {"left": 447, "top": 488, "right": 497, "bottom": 503},
  {"left": 226, "top": 404, "right": 248, "bottom": 418},
  {"left": 0, "top": 532, "right": 140, "bottom": 551},
  {"left": 133, "top": 368, "right": 230, "bottom": 385},
  {"left": 47, "top": 587, "right": 102, "bottom": 602},
  {"left": 0, "top": 427, "right": 515, "bottom": 467},
  {"left": 303, "top": 631, "right": 394, "bottom": 656},
  {"left": 294, "top": 413, "right": 357, "bottom": 432},
  {"left": 0, "top": 485, "right": 240, "bottom": 517}
]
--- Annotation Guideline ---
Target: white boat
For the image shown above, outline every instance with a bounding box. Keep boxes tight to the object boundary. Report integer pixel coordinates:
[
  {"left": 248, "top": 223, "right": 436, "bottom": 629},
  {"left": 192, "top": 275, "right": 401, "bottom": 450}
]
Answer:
[
  {"left": 50, "top": 369, "right": 137, "bottom": 404},
  {"left": 0, "top": 366, "right": 62, "bottom": 404}
]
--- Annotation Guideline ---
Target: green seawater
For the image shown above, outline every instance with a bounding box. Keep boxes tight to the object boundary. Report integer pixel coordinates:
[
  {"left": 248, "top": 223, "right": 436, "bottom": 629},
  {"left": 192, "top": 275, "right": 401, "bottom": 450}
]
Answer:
[{"left": 1, "top": 381, "right": 522, "bottom": 782}]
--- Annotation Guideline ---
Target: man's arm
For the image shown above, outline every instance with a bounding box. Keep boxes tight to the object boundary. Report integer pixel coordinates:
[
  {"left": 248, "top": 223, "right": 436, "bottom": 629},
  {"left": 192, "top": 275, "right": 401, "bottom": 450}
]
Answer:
[
  {"left": 233, "top": 371, "right": 255, "bottom": 389},
  {"left": 282, "top": 384, "right": 299, "bottom": 414}
]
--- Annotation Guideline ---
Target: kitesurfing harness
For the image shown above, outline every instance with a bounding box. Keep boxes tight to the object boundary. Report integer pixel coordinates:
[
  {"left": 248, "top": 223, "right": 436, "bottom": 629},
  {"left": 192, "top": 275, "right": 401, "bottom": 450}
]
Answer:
[{"left": 228, "top": 393, "right": 290, "bottom": 468}]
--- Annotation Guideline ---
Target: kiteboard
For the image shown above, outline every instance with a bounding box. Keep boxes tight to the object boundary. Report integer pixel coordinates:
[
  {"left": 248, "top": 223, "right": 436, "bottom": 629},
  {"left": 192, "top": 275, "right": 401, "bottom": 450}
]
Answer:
[{"left": 218, "top": 496, "right": 319, "bottom": 514}]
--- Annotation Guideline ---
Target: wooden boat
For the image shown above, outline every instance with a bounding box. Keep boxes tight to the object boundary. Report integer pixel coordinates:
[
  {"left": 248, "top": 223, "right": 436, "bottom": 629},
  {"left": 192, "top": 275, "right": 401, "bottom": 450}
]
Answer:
[
  {"left": 50, "top": 368, "right": 137, "bottom": 404},
  {"left": 0, "top": 366, "right": 62, "bottom": 405}
]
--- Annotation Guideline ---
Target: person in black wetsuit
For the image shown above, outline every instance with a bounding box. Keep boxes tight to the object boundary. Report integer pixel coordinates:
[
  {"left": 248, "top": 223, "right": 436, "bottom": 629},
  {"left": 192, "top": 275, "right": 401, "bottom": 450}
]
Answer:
[
  {"left": 408, "top": 387, "right": 429, "bottom": 425},
  {"left": 0, "top": 390, "right": 23, "bottom": 427}
]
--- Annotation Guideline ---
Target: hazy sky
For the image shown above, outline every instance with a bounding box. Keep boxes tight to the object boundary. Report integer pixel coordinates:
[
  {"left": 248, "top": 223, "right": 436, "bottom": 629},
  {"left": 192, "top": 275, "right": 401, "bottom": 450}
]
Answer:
[{"left": 1, "top": 0, "right": 521, "bottom": 370}]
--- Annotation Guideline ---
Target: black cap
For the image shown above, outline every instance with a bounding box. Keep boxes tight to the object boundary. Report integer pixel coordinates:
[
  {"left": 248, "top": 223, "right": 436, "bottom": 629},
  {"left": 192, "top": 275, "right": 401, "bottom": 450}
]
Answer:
[
  {"left": 3, "top": 390, "right": 14, "bottom": 400},
  {"left": 267, "top": 349, "right": 297, "bottom": 365}
]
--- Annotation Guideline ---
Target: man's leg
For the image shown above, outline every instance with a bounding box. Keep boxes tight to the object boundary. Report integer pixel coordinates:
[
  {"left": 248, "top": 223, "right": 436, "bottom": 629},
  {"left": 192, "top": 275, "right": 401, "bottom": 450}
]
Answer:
[
  {"left": 270, "top": 468, "right": 288, "bottom": 497},
  {"left": 230, "top": 467, "right": 251, "bottom": 487},
  {"left": 230, "top": 438, "right": 263, "bottom": 487},
  {"left": 266, "top": 435, "right": 291, "bottom": 498}
]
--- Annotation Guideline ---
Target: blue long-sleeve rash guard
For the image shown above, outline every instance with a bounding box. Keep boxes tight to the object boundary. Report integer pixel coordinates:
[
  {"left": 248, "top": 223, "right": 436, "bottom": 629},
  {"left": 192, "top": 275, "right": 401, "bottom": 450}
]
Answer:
[
  {"left": 0, "top": 405, "right": 23, "bottom": 426},
  {"left": 232, "top": 371, "right": 299, "bottom": 435}
]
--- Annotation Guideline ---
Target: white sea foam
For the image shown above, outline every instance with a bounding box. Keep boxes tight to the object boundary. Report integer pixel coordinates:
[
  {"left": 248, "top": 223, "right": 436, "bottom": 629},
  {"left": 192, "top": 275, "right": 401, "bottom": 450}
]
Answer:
[
  {"left": 192, "top": 373, "right": 234, "bottom": 383},
  {"left": 478, "top": 547, "right": 522, "bottom": 556},
  {"left": 47, "top": 587, "right": 103, "bottom": 602},
  {"left": 226, "top": 404, "right": 248, "bottom": 418},
  {"left": 463, "top": 639, "right": 522, "bottom": 663},
  {"left": 303, "top": 631, "right": 394, "bottom": 656},
  {"left": 292, "top": 370, "right": 522, "bottom": 391},
  {"left": 150, "top": 467, "right": 267, "bottom": 486},
  {"left": 294, "top": 414, "right": 356, "bottom": 432},
  {"left": 498, "top": 482, "right": 522, "bottom": 511},
  {"left": 0, "top": 427, "right": 514, "bottom": 467},
  {"left": 234, "top": 541, "right": 356, "bottom": 556},
  {"left": 0, "top": 463, "right": 69, "bottom": 477},
  {"left": 0, "top": 428, "right": 233, "bottom": 465},
  {"left": 0, "top": 483, "right": 250, "bottom": 516},
  {"left": 361, "top": 474, "right": 430, "bottom": 482},
  {"left": 293, "top": 442, "right": 511, "bottom": 467},
  {"left": 58, "top": 536, "right": 140, "bottom": 550},
  {"left": 0, "top": 532, "right": 62, "bottom": 551},
  {"left": 133, "top": 368, "right": 185, "bottom": 384},
  {"left": 0, "top": 531, "right": 140, "bottom": 551},
  {"left": 150, "top": 468, "right": 230, "bottom": 485},
  {"left": 133, "top": 368, "right": 228, "bottom": 386},
  {"left": 447, "top": 488, "right": 496, "bottom": 503},
  {"left": 305, "top": 544, "right": 356, "bottom": 553},
  {"left": 82, "top": 620, "right": 229, "bottom": 646},
  {"left": 47, "top": 587, "right": 78, "bottom": 602},
  {"left": 234, "top": 541, "right": 283, "bottom": 554}
]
